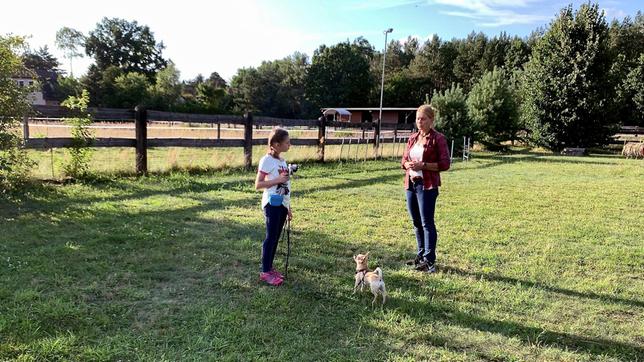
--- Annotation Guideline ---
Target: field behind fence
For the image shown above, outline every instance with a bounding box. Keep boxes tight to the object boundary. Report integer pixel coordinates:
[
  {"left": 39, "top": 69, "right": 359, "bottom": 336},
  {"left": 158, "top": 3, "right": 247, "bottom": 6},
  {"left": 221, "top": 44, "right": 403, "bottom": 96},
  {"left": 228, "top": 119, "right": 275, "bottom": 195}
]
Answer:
[{"left": 21, "top": 105, "right": 415, "bottom": 176}]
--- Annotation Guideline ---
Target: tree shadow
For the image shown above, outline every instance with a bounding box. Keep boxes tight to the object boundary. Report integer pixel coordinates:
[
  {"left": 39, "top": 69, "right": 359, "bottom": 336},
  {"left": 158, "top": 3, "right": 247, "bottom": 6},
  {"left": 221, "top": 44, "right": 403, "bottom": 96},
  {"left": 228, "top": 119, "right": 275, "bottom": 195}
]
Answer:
[
  {"left": 440, "top": 265, "right": 644, "bottom": 309},
  {"left": 385, "top": 271, "right": 644, "bottom": 361}
]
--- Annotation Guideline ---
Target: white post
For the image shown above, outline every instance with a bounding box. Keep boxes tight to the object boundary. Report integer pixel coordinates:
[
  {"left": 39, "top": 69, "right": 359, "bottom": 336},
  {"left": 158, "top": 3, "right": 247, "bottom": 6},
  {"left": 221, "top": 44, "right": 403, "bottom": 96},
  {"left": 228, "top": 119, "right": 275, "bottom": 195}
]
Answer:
[
  {"left": 450, "top": 139, "right": 454, "bottom": 162},
  {"left": 463, "top": 136, "right": 466, "bottom": 161},
  {"left": 377, "top": 28, "right": 393, "bottom": 151}
]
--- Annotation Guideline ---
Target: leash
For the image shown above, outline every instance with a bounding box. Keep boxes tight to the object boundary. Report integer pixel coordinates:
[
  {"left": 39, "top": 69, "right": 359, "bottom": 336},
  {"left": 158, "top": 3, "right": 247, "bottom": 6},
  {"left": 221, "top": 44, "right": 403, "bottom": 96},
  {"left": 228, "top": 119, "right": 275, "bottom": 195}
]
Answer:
[{"left": 282, "top": 218, "right": 291, "bottom": 278}]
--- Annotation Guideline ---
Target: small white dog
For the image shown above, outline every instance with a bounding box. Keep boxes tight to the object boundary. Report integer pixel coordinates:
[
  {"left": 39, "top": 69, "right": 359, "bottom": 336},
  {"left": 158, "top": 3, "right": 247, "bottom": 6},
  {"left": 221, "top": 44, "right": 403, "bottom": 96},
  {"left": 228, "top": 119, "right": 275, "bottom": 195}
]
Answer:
[{"left": 353, "top": 252, "right": 387, "bottom": 306}]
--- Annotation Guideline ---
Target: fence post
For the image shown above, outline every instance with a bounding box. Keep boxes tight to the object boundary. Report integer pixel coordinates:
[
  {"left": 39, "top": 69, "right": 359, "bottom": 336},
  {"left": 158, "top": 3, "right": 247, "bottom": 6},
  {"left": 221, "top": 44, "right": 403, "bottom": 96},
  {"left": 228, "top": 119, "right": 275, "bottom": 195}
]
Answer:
[
  {"left": 244, "top": 112, "right": 253, "bottom": 170},
  {"left": 317, "top": 116, "right": 326, "bottom": 162},
  {"left": 135, "top": 105, "right": 147, "bottom": 175},
  {"left": 22, "top": 115, "right": 29, "bottom": 144},
  {"left": 373, "top": 121, "right": 380, "bottom": 151}
]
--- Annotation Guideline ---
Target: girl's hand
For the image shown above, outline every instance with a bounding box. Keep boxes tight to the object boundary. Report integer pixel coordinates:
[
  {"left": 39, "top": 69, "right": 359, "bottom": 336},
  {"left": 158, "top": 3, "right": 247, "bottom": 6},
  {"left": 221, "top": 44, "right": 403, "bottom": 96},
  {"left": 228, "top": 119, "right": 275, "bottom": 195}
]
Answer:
[
  {"left": 404, "top": 161, "right": 414, "bottom": 170},
  {"left": 275, "top": 173, "right": 290, "bottom": 184},
  {"left": 287, "top": 208, "right": 293, "bottom": 221}
]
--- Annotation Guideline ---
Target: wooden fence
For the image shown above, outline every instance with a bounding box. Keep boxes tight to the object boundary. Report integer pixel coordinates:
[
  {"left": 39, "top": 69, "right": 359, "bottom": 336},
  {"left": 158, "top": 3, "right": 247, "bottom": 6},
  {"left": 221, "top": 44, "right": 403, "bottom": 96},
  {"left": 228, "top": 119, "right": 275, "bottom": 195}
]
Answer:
[{"left": 22, "top": 105, "right": 414, "bottom": 174}]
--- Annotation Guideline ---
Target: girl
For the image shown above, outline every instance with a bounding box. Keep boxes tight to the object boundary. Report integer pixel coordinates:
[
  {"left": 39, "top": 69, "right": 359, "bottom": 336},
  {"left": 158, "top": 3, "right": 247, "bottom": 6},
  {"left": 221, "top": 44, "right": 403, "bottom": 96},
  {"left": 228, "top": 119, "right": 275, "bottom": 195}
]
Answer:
[{"left": 254, "top": 127, "right": 293, "bottom": 286}]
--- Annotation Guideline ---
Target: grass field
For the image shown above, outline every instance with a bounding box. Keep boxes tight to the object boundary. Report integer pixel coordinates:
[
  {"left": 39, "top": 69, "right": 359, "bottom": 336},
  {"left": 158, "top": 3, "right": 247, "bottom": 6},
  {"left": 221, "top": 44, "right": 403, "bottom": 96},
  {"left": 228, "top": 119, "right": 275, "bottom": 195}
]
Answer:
[{"left": 1, "top": 153, "right": 643, "bottom": 361}]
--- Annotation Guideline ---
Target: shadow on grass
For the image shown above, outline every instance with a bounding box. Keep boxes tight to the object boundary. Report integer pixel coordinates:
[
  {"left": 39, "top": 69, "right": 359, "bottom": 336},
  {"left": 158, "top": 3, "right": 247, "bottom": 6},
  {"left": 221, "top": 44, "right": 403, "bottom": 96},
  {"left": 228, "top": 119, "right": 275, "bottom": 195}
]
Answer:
[
  {"left": 387, "top": 270, "right": 644, "bottom": 361},
  {"left": 441, "top": 265, "right": 644, "bottom": 309}
]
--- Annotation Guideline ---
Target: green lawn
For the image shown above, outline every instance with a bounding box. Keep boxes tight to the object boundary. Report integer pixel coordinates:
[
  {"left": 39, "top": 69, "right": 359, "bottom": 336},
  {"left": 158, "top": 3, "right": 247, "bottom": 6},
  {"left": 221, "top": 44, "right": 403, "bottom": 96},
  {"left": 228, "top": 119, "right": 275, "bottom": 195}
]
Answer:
[{"left": 1, "top": 153, "right": 643, "bottom": 361}]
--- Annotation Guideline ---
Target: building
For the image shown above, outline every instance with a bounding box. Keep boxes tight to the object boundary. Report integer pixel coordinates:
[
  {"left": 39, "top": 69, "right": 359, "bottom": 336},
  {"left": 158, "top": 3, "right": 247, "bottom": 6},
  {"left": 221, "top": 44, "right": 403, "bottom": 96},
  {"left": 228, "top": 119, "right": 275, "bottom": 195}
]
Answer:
[
  {"left": 11, "top": 76, "right": 46, "bottom": 105},
  {"left": 322, "top": 107, "right": 417, "bottom": 125}
]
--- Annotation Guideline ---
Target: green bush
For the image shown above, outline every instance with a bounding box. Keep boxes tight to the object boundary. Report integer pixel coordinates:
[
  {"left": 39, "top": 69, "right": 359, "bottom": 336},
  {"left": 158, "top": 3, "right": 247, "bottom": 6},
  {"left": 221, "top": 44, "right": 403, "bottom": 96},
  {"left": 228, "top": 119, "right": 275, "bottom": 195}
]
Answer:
[
  {"left": 0, "top": 35, "right": 34, "bottom": 194},
  {"left": 61, "top": 90, "right": 94, "bottom": 178}
]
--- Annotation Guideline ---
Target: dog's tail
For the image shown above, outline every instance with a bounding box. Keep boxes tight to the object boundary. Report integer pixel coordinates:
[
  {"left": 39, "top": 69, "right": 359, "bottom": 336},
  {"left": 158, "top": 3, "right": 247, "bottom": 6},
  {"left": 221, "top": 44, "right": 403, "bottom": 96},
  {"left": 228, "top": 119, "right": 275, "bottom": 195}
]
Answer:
[{"left": 374, "top": 267, "right": 383, "bottom": 280}]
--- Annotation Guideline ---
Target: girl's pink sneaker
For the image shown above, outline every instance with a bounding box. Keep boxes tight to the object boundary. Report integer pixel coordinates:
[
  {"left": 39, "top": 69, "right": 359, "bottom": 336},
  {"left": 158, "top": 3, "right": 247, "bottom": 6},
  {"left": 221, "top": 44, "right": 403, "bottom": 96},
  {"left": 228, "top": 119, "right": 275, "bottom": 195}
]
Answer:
[
  {"left": 260, "top": 272, "right": 283, "bottom": 286},
  {"left": 270, "top": 268, "right": 284, "bottom": 279}
]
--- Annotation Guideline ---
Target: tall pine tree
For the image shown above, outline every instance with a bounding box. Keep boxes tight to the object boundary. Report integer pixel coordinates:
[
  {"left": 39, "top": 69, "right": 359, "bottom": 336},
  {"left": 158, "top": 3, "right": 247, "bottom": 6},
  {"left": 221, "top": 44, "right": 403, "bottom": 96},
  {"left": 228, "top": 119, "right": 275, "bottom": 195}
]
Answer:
[{"left": 521, "top": 3, "right": 616, "bottom": 150}]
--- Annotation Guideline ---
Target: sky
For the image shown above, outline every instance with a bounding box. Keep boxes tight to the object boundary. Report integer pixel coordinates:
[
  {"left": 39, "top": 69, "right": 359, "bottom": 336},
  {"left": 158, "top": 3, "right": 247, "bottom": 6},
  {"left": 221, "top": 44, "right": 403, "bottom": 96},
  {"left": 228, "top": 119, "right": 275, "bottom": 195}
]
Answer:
[{"left": 1, "top": 0, "right": 641, "bottom": 82}]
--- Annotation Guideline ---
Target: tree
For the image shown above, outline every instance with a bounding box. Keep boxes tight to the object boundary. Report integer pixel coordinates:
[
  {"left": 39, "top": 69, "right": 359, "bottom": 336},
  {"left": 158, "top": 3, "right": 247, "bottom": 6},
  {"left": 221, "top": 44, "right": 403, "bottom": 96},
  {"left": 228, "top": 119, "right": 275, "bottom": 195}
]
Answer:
[
  {"left": 504, "top": 37, "right": 531, "bottom": 70},
  {"left": 55, "top": 76, "right": 84, "bottom": 100},
  {"left": 0, "top": 35, "right": 34, "bottom": 192},
  {"left": 408, "top": 35, "right": 457, "bottom": 93},
  {"left": 521, "top": 3, "right": 616, "bottom": 150},
  {"left": 21, "top": 46, "right": 62, "bottom": 100},
  {"left": 85, "top": 17, "right": 167, "bottom": 79},
  {"left": 231, "top": 53, "right": 311, "bottom": 118},
  {"left": 109, "top": 72, "right": 151, "bottom": 109},
  {"left": 179, "top": 72, "right": 232, "bottom": 114},
  {"left": 305, "top": 40, "right": 374, "bottom": 110},
  {"left": 148, "top": 62, "right": 182, "bottom": 111},
  {"left": 609, "top": 12, "right": 644, "bottom": 126},
  {"left": 431, "top": 83, "right": 473, "bottom": 147},
  {"left": 467, "top": 67, "right": 519, "bottom": 148},
  {"left": 616, "top": 54, "right": 644, "bottom": 126},
  {"left": 81, "top": 65, "right": 121, "bottom": 107},
  {"left": 383, "top": 68, "right": 432, "bottom": 107},
  {"left": 55, "top": 27, "right": 85, "bottom": 76},
  {"left": 453, "top": 32, "right": 488, "bottom": 91}
]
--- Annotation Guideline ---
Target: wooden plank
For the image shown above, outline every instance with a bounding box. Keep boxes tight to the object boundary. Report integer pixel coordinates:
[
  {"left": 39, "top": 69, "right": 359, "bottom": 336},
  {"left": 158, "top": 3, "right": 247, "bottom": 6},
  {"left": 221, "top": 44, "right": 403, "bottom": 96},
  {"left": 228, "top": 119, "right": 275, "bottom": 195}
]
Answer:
[
  {"left": 24, "top": 136, "right": 409, "bottom": 149},
  {"left": 148, "top": 138, "right": 246, "bottom": 148},
  {"left": 619, "top": 126, "right": 644, "bottom": 135},
  {"left": 31, "top": 105, "right": 134, "bottom": 120},
  {"left": 24, "top": 138, "right": 136, "bottom": 148},
  {"left": 253, "top": 116, "right": 319, "bottom": 128},
  {"left": 326, "top": 121, "right": 375, "bottom": 129},
  {"left": 147, "top": 110, "right": 245, "bottom": 124}
]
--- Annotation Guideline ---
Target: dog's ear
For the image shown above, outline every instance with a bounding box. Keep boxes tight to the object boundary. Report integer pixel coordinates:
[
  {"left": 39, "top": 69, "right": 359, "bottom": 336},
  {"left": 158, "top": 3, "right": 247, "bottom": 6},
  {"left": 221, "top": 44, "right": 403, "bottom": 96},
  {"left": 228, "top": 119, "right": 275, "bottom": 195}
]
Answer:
[
  {"left": 353, "top": 255, "right": 357, "bottom": 261},
  {"left": 365, "top": 252, "right": 370, "bottom": 258}
]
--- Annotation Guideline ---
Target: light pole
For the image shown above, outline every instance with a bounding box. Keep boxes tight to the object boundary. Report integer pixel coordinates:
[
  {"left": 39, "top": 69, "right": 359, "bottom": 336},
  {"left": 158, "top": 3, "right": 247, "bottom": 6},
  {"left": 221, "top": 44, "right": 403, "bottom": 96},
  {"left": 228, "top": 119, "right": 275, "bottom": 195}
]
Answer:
[{"left": 377, "top": 28, "right": 393, "bottom": 150}]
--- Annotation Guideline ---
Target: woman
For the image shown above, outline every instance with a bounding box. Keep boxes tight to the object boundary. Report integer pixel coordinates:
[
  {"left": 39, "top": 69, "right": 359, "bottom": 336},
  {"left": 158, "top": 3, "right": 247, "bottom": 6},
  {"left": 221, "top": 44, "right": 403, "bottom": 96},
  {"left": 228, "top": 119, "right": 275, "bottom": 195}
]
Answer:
[{"left": 401, "top": 105, "right": 450, "bottom": 273}]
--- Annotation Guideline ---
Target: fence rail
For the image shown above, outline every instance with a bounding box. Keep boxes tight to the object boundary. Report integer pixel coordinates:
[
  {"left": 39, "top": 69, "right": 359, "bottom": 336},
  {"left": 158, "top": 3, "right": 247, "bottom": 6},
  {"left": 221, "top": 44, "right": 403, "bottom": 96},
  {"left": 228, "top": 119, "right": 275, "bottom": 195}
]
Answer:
[{"left": 23, "top": 105, "right": 413, "bottom": 174}]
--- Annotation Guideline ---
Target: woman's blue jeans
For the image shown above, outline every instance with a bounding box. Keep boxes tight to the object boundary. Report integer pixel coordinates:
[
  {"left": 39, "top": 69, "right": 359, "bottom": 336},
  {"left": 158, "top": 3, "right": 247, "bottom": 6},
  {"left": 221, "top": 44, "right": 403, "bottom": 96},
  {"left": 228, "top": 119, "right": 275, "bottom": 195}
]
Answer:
[
  {"left": 262, "top": 205, "right": 288, "bottom": 273},
  {"left": 406, "top": 179, "right": 439, "bottom": 264}
]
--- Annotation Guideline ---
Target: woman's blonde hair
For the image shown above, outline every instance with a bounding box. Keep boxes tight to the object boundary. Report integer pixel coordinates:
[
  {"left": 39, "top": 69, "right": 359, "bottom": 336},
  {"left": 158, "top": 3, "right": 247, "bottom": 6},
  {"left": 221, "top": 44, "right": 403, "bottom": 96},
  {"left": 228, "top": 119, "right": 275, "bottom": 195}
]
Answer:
[
  {"left": 268, "top": 127, "right": 289, "bottom": 150},
  {"left": 417, "top": 104, "right": 436, "bottom": 120}
]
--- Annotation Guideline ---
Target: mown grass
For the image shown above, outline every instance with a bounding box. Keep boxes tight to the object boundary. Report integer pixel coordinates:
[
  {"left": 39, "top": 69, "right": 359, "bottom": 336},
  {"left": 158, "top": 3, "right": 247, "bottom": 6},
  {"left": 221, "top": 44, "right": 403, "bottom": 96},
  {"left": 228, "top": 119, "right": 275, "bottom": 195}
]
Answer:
[{"left": 1, "top": 152, "right": 643, "bottom": 361}]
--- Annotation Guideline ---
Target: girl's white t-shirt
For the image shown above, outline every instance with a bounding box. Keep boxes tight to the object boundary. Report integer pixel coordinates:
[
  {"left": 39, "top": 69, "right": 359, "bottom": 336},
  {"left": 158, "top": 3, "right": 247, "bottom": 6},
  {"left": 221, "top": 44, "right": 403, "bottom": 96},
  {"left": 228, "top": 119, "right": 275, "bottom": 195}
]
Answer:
[
  {"left": 258, "top": 154, "right": 291, "bottom": 208},
  {"left": 409, "top": 141, "right": 424, "bottom": 178}
]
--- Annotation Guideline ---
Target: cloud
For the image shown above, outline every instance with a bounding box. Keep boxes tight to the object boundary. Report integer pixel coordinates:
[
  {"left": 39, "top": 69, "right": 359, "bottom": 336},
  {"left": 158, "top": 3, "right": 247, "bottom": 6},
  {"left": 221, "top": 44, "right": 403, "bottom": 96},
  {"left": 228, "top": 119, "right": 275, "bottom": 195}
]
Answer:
[
  {"left": 426, "top": 0, "right": 550, "bottom": 27},
  {"left": 602, "top": 7, "right": 628, "bottom": 20},
  {"left": 347, "top": 0, "right": 423, "bottom": 10}
]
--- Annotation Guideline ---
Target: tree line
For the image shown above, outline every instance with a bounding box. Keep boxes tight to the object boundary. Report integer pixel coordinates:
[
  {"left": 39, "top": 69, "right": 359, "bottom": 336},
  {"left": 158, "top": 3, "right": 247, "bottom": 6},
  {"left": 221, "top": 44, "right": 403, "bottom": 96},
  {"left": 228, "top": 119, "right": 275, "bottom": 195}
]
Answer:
[{"left": 5, "top": 3, "right": 644, "bottom": 151}]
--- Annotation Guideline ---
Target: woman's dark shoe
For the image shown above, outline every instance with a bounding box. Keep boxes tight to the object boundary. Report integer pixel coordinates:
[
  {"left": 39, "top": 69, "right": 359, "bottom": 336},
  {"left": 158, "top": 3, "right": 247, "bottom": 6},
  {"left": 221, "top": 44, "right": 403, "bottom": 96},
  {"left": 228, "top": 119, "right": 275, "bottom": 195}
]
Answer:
[
  {"left": 415, "top": 260, "right": 437, "bottom": 273},
  {"left": 405, "top": 255, "right": 423, "bottom": 266}
]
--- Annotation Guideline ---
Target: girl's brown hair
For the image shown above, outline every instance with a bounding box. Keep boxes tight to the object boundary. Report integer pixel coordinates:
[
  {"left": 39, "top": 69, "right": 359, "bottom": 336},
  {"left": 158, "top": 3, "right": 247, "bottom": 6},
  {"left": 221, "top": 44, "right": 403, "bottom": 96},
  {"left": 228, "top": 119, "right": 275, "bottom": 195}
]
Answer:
[{"left": 268, "top": 127, "right": 289, "bottom": 150}]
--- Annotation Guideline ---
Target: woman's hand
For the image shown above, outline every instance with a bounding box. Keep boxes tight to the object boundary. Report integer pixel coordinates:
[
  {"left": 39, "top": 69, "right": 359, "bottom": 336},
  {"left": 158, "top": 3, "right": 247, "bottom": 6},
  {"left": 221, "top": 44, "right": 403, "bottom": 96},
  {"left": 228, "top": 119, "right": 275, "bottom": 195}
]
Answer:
[
  {"left": 404, "top": 161, "right": 414, "bottom": 170},
  {"left": 409, "top": 160, "right": 424, "bottom": 171},
  {"left": 287, "top": 208, "right": 293, "bottom": 221}
]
